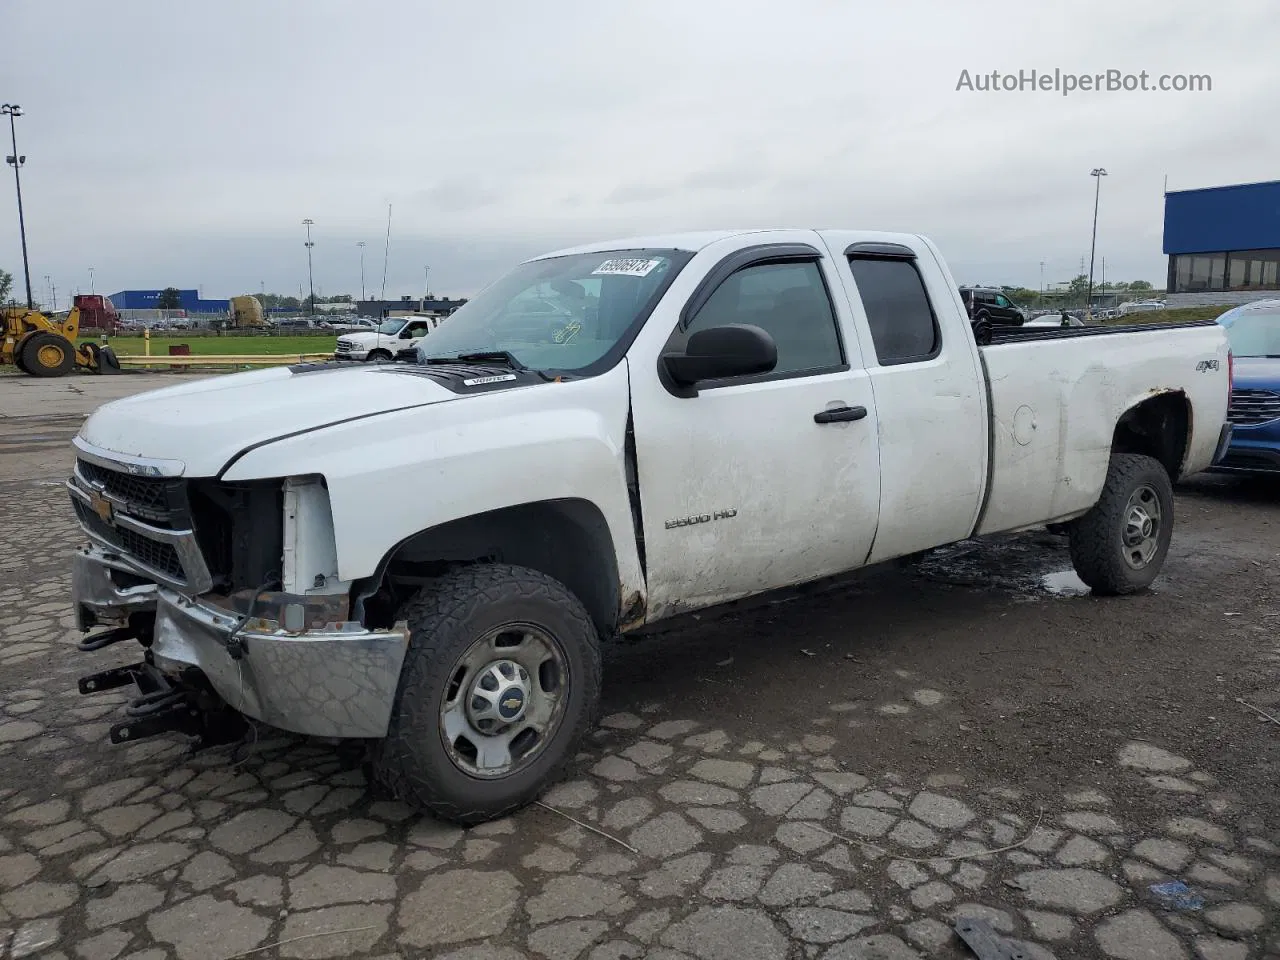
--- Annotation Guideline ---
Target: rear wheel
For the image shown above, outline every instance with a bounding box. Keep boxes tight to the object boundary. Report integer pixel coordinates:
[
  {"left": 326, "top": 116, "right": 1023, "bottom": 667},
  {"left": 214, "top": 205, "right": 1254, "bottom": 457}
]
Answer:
[
  {"left": 21, "top": 332, "right": 75, "bottom": 377},
  {"left": 1069, "top": 453, "right": 1174, "bottom": 595},
  {"left": 374, "top": 564, "right": 602, "bottom": 824}
]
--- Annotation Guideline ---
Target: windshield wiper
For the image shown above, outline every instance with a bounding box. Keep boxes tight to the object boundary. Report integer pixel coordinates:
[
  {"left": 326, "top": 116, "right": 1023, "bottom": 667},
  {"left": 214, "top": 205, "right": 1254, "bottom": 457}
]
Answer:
[{"left": 421, "top": 350, "right": 554, "bottom": 381}]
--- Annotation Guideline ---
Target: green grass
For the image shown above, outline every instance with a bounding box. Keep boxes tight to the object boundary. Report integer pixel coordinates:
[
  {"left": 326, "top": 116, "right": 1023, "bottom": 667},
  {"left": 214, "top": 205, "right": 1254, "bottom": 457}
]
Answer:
[
  {"left": 1102, "top": 305, "right": 1234, "bottom": 325},
  {"left": 88, "top": 335, "right": 336, "bottom": 357}
]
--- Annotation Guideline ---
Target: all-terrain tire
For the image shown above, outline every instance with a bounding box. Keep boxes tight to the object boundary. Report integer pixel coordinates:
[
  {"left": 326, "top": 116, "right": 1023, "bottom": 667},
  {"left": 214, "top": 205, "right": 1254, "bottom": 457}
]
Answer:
[
  {"left": 1068, "top": 453, "right": 1174, "bottom": 596},
  {"left": 374, "top": 563, "right": 602, "bottom": 825}
]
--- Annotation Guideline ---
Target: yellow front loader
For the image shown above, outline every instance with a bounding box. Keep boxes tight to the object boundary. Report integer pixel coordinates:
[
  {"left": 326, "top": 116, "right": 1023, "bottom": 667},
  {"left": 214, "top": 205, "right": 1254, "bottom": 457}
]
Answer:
[{"left": 1, "top": 306, "right": 121, "bottom": 377}]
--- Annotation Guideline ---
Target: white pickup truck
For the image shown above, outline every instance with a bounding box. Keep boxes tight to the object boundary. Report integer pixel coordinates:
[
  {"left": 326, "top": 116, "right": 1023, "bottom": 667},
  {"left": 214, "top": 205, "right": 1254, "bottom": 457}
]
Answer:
[
  {"left": 68, "top": 229, "right": 1233, "bottom": 823},
  {"left": 332, "top": 315, "right": 445, "bottom": 362}
]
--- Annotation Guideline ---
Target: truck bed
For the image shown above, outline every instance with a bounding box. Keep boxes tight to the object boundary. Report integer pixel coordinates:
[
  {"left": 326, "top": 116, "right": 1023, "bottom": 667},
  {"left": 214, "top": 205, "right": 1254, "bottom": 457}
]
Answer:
[
  {"left": 988, "top": 318, "right": 1217, "bottom": 344},
  {"left": 975, "top": 319, "right": 1229, "bottom": 536}
]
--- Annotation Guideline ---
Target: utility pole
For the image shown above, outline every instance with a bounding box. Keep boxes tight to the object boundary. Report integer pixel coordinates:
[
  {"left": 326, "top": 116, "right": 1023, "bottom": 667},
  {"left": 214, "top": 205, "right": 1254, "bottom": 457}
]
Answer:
[
  {"left": 302, "top": 219, "right": 316, "bottom": 316},
  {"left": 380, "top": 203, "right": 392, "bottom": 300},
  {"left": 1039, "top": 260, "right": 1045, "bottom": 302},
  {"left": 357, "top": 241, "right": 367, "bottom": 301},
  {"left": 1087, "top": 168, "right": 1107, "bottom": 318},
  {"left": 88, "top": 266, "right": 95, "bottom": 295},
  {"left": 3, "top": 103, "right": 33, "bottom": 309}
]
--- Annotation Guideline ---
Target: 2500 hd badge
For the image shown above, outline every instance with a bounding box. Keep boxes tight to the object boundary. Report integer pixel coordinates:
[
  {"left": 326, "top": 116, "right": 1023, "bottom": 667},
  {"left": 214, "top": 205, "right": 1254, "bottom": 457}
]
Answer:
[{"left": 665, "top": 508, "right": 738, "bottom": 529}]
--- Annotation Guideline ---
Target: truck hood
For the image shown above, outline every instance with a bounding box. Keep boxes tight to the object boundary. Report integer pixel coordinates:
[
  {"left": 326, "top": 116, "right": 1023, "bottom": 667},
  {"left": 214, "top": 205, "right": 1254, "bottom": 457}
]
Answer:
[
  {"left": 78, "top": 364, "right": 458, "bottom": 477},
  {"left": 339, "top": 331, "right": 393, "bottom": 346},
  {"left": 1233, "top": 356, "right": 1280, "bottom": 390}
]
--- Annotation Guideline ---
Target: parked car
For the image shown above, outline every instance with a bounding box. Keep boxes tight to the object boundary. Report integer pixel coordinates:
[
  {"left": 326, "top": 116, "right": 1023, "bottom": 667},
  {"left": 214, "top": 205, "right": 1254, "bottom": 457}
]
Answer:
[
  {"left": 1118, "top": 299, "right": 1166, "bottom": 315},
  {"left": 1024, "top": 312, "right": 1087, "bottom": 328},
  {"left": 67, "top": 228, "right": 1231, "bottom": 824},
  {"left": 333, "top": 316, "right": 444, "bottom": 362},
  {"left": 1209, "top": 298, "right": 1280, "bottom": 475},
  {"left": 959, "top": 287, "right": 1027, "bottom": 326},
  {"left": 328, "top": 317, "right": 380, "bottom": 334}
]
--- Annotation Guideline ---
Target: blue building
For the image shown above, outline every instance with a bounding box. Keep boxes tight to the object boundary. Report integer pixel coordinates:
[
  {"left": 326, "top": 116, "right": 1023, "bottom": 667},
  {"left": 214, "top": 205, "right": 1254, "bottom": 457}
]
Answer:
[
  {"left": 107, "top": 289, "right": 231, "bottom": 313},
  {"left": 1163, "top": 179, "right": 1280, "bottom": 307}
]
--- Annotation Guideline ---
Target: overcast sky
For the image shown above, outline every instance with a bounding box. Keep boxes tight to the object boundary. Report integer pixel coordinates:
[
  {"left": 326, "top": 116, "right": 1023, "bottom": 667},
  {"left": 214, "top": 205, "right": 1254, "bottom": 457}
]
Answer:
[{"left": 3, "top": 0, "right": 1277, "bottom": 304}]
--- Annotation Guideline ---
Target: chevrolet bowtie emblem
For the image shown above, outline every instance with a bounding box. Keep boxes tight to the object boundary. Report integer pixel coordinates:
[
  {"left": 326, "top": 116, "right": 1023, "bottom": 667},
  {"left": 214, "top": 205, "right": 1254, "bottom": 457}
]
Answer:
[
  {"left": 502, "top": 698, "right": 522, "bottom": 711},
  {"left": 89, "top": 490, "right": 114, "bottom": 525}
]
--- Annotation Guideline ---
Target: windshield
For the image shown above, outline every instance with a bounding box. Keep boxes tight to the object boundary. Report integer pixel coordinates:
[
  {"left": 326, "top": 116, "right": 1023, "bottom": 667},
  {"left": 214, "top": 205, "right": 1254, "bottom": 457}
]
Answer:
[
  {"left": 415, "top": 249, "right": 693, "bottom": 374},
  {"left": 1221, "top": 308, "right": 1280, "bottom": 357},
  {"left": 377, "top": 319, "right": 408, "bottom": 335}
]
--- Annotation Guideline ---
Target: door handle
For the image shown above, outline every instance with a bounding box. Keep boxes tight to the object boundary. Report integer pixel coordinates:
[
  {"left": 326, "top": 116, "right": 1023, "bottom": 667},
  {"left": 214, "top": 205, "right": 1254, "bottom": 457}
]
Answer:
[{"left": 814, "top": 405, "right": 868, "bottom": 424}]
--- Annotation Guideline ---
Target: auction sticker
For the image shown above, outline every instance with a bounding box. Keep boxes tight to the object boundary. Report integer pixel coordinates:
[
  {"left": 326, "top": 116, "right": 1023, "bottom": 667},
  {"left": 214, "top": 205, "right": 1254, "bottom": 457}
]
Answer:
[{"left": 592, "top": 258, "right": 663, "bottom": 277}]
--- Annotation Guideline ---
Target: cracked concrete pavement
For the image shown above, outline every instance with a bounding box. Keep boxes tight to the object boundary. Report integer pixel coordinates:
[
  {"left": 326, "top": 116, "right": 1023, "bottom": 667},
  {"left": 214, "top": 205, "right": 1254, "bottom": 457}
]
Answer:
[{"left": 0, "top": 372, "right": 1278, "bottom": 959}]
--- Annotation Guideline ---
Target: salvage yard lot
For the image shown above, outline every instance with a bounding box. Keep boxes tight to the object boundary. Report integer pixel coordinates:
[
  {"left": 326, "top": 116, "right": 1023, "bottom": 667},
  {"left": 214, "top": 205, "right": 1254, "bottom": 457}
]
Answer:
[{"left": 0, "top": 374, "right": 1277, "bottom": 959}]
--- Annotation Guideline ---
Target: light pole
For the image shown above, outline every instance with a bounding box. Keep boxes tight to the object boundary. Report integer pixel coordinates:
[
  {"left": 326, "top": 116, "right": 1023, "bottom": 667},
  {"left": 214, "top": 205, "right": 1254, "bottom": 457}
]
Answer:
[
  {"left": 302, "top": 219, "right": 316, "bottom": 316},
  {"left": 1039, "top": 260, "right": 1045, "bottom": 305},
  {"left": 3, "top": 103, "right": 33, "bottom": 309},
  {"left": 88, "top": 266, "right": 95, "bottom": 295},
  {"left": 357, "top": 241, "right": 367, "bottom": 301},
  {"left": 1087, "top": 168, "right": 1107, "bottom": 317}
]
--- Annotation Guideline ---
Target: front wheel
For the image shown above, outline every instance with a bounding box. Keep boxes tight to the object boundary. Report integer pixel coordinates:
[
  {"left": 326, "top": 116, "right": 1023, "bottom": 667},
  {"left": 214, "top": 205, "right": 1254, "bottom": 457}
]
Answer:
[
  {"left": 21, "top": 332, "right": 76, "bottom": 377},
  {"left": 1069, "top": 453, "right": 1174, "bottom": 595},
  {"left": 366, "top": 349, "right": 392, "bottom": 362},
  {"left": 374, "top": 564, "right": 602, "bottom": 824}
]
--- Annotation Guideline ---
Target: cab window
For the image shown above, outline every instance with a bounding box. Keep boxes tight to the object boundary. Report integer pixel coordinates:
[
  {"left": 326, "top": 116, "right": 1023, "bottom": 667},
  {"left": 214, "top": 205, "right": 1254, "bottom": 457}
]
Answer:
[{"left": 681, "top": 260, "right": 845, "bottom": 377}]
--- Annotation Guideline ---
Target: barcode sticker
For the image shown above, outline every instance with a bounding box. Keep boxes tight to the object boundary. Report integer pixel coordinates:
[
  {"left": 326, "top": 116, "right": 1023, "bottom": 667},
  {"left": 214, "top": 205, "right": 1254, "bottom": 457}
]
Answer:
[{"left": 592, "top": 258, "right": 662, "bottom": 278}]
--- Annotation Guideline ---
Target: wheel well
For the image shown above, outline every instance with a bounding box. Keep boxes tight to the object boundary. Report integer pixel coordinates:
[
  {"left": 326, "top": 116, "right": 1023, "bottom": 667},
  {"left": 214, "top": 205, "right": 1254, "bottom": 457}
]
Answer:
[
  {"left": 1112, "top": 391, "right": 1190, "bottom": 480},
  {"left": 362, "top": 499, "right": 622, "bottom": 636}
]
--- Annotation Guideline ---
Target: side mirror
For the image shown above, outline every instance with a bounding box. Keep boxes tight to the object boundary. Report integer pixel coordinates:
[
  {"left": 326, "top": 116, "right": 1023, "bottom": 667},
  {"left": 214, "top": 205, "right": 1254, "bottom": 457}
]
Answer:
[{"left": 661, "top": 323, "right": 778, "bottom": 387}]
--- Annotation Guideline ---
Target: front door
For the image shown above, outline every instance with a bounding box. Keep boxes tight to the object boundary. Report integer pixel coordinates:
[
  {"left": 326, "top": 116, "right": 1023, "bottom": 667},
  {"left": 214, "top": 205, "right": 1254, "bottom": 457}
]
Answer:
[{"left": 629, "top": 244, "right": 882, "bottom": 620}]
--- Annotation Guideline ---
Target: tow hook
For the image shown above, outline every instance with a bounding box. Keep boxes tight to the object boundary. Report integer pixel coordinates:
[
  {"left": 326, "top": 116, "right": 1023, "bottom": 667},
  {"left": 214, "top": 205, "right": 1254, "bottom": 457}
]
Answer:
[{"left": 77, "top": 626, "right": 137, "bottom": 652}]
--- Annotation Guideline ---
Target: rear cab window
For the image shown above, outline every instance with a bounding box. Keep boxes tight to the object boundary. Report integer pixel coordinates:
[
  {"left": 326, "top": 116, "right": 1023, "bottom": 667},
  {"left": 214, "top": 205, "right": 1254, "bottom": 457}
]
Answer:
[{"left": 846, "top": 255, "right": 941, "bottom": 365}]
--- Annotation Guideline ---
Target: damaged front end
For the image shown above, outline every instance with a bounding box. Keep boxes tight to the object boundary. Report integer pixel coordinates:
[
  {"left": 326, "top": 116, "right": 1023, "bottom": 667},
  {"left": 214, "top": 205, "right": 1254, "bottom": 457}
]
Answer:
[{"left": 68, "top": 439, "right": 408, "bottom": 748}]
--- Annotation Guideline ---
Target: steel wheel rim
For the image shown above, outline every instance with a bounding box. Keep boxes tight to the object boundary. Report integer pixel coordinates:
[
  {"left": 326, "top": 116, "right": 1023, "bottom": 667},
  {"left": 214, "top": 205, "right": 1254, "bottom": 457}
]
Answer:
[
  {"left": 37, "top": 344, "right": 65, "bottom": 368},
  {"left": 439, "top": 622, "right": 569, "bottom": 779},
  {"left": 1121, "top": 483, "right": 1162, "bottom": 569}
]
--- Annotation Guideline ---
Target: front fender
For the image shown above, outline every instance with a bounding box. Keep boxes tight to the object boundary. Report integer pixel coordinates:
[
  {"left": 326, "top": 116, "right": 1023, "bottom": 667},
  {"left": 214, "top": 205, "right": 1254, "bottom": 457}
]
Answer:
[{"left": 220, "top": 362, "right": 644, "bottom": 605}]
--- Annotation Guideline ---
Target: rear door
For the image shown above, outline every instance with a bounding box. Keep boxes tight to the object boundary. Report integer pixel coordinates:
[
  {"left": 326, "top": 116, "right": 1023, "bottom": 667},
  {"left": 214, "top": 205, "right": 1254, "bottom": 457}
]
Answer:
[
  {"left": 820, "top": 233, "right": 988, "bottom": 562},
  {"left": 628, "top": 237, "right": 882, "bottom": 619},
  {"left": 993, "top": 292, "right": 1021, "bottom": 324}
]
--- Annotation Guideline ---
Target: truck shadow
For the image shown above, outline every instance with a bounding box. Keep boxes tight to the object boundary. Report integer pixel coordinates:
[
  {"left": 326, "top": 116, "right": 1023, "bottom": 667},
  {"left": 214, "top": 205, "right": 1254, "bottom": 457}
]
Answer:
[{"left": 1177, "top": 472, "right": 1280, "bottom": 506}]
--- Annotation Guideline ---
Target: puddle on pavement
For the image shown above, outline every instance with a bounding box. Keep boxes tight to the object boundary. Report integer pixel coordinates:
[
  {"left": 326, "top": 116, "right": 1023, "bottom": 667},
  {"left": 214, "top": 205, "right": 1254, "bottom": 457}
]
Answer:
[
  {"left": 1039, "top": 569, "right": 1092, "bottom": 597},
  {"left": 913, "top": 534, "right": 1100, "bottom": 600}
]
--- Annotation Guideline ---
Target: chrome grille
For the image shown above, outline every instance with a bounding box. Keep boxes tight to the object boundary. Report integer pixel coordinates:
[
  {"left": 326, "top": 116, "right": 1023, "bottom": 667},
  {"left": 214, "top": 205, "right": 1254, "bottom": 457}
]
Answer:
[
  {"left": 67, "top": 459, "right": 212, "bottom": 592},
  {"left": 76, "top": 458, "right": 180, "bottom": 524},
  {"left": 1227, "top": 388, "right": 1280, "bottom": 426},
  {"left": 336, "top": 338, "right": 357, "bottom": 352},
  {"left": 71, "top": 498, "right": 185, "bottom": 579}
]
